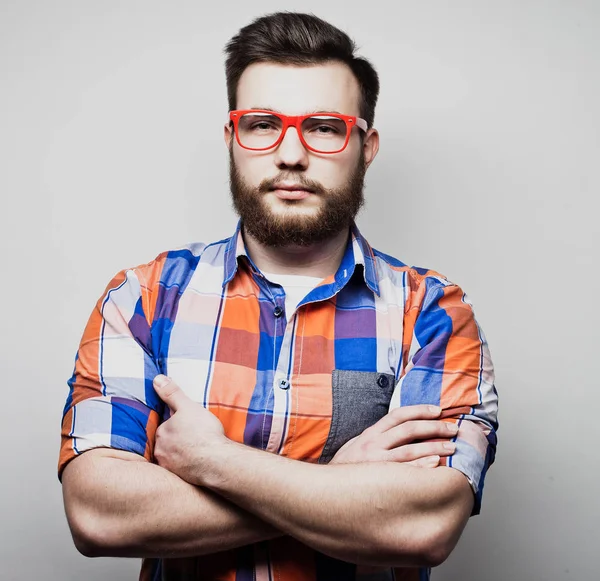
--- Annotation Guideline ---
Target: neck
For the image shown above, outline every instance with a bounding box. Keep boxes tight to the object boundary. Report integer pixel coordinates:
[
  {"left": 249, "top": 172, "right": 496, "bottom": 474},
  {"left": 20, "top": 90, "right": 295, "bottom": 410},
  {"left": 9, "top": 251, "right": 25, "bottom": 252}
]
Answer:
[{"left": 243, "top": 227, "right": 350, "bottom": 278}]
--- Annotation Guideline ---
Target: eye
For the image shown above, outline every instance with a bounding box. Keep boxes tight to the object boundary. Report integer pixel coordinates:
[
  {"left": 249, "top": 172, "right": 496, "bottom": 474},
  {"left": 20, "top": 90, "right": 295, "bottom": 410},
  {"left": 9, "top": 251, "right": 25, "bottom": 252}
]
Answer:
[
  {"left": 314, "top": 124, "right": 339, "bottom": 134},
  {"left": 304, "top": 117, "right": 346, "bottom": 136},
  {"left": 239, "top": 114, "right": 281, "bottom": 133},
  {"left": 250, "top": 121, "right": 277, "bottom": 131}
]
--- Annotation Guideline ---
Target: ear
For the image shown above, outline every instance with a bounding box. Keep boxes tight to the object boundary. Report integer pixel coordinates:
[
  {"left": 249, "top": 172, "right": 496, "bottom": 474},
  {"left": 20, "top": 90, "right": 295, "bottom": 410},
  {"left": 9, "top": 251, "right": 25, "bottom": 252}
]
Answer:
[
  {"left": 363, "top": 128, "right": 380, "bottom": 168},
  {"left": 224, "top": 122, "right": 234, "bottom": 149}
]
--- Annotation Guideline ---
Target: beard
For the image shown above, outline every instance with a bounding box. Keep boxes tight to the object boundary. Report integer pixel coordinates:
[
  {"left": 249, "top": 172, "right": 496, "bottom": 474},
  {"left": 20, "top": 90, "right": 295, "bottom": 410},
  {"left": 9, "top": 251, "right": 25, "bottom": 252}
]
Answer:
[{"left": 229, "top": 149, "right": 366, "bottom": 247}]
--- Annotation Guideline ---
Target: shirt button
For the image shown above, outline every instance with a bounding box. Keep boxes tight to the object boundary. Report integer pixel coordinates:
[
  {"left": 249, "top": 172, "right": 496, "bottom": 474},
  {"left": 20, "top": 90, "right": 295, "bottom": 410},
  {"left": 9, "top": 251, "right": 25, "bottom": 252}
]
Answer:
[
  {"left": 278, "top": 379, "right": 290, "bottom": 390},
  {"left": 377, "top": 374, "right": 389, "bottom": 388},
  {"left": 273, "top": 306, "right": 284, "bottom": 318}
]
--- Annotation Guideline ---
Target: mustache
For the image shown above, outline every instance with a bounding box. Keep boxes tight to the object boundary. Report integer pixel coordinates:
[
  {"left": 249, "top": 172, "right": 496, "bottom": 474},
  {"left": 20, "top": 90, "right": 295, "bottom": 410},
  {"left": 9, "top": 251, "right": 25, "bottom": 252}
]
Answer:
[{"left": 258, "top": 173, "right": 325, "bottom": 195}]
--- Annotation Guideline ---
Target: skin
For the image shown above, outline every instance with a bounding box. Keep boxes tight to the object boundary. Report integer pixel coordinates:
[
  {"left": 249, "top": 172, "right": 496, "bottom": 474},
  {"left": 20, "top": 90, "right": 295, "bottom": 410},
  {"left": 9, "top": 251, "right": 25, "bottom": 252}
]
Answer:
[
  {"left": 62, "top": 401, "right": 460, "bottom": 560},
  {"left": 62, "top": 62, "right": 472, "bottom": 565},
  {"left": 151, "top": 376, "right": 472, "bottom": 566},
  {"left": 224, "top": 61, "right": 379, "bottom": 277}
]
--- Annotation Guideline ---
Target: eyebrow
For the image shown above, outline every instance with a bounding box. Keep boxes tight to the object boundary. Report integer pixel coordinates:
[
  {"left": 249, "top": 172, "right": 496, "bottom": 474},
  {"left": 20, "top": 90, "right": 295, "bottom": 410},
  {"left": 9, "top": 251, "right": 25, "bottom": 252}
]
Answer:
[{"left": 250, "top": 107, "right": 345, "bottom": 115}]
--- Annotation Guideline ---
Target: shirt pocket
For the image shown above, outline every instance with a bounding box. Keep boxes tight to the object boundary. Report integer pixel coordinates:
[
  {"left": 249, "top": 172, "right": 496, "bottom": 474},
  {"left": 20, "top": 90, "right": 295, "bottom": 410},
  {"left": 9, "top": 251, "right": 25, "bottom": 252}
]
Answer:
[{"left": 318, "top": 369, "right": 396, "bottom": 464}]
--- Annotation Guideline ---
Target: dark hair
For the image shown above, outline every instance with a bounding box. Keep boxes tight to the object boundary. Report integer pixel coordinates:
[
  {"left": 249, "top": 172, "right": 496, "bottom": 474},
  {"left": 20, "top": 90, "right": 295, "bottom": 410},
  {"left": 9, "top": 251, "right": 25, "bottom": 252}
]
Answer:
[{"left": 224, "top": 12, "right": 380, "bottom": 128}]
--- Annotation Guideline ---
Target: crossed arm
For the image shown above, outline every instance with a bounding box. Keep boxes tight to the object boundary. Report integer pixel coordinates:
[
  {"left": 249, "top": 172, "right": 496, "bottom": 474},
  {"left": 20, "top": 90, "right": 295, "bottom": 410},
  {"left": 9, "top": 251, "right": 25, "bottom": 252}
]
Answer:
[{"left": 62, "top": 376, "right": 473, "bottom": 567}]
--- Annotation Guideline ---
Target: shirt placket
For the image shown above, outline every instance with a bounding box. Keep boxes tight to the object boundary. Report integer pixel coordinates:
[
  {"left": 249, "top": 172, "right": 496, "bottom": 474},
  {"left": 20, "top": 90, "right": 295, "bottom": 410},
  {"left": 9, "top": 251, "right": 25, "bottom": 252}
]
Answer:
[{"left": 264, "top": 287, "right": 299, "bottom": 455}]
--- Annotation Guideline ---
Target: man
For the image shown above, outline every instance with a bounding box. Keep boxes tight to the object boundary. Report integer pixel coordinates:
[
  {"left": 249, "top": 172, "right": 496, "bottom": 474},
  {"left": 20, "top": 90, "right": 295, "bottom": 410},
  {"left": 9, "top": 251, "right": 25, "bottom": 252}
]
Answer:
[{"left": 60, "top": 11, "right": 498, "bottom": 581}]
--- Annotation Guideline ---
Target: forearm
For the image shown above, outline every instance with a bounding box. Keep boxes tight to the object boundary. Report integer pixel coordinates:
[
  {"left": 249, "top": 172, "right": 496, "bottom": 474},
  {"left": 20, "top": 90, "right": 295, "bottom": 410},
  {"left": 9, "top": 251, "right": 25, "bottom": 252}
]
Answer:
[
  {"left": 199, "top": 442, "right": 473, "bottom": 567},
  {"left": 61, "top": 449, "right": 281, "bottom": 558}
]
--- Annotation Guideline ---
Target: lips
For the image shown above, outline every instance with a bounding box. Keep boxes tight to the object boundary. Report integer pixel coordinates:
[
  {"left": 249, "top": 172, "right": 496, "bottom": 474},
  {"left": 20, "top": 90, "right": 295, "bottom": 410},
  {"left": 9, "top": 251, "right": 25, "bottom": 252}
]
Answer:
[
  {"left": 270, "top": 182, "right": 315, "bottom": 201},
  {"left": 271, "top": 182, "right": 315, "bottom": 193}
]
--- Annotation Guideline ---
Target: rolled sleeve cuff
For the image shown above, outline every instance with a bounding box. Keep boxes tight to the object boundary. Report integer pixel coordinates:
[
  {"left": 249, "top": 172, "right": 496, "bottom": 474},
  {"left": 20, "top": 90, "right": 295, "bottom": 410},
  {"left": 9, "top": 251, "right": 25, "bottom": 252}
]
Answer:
[
  {"left": 58, "top": 396, "right": 158, "bottom": 479},
  {"left": 446, "top": 419, "right": 496, "bottom": 515}
]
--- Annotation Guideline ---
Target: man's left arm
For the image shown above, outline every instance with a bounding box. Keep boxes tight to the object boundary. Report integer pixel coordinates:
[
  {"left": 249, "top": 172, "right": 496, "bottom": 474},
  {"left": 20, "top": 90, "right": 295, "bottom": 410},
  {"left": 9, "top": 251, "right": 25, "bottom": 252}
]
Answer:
[
  {"left": 199, "top": 436, "right": 471, "bottom": 568},
  {"left": 153, "top": 378, "right": 473, "bottom": 568},
  {"left": 153, "top": 274, "right": 497, "bottom": 568},
  {"left": 396, "top": 273, "right": 499, "bottom": 517}
]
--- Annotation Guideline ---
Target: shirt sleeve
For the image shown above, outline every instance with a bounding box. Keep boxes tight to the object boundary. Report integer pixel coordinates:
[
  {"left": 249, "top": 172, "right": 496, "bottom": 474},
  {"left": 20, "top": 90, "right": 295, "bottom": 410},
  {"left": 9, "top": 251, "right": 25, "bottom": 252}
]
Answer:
[
  {"left": 394, "top": 272, "right": 499, "bottom": 515},
  {"left": 58, "top": 258, "right": 167, "bottom": 480}
]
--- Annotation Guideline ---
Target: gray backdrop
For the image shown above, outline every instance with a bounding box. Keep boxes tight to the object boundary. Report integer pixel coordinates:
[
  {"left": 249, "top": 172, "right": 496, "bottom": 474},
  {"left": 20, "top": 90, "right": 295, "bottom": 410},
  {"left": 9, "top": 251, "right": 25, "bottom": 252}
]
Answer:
[{"left": 1, "top": 0, "right": 598, "bottom": 579}]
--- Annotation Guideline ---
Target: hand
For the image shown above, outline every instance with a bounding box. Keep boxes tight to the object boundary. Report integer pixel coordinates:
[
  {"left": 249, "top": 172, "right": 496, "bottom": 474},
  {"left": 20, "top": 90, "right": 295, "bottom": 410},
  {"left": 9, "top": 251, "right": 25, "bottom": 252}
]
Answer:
[
  {"left": 153, "top": 375, "right": 227, "bottom": 485},
  {"left": 330, "top": 405, "right": 458, "bottom": 467}
]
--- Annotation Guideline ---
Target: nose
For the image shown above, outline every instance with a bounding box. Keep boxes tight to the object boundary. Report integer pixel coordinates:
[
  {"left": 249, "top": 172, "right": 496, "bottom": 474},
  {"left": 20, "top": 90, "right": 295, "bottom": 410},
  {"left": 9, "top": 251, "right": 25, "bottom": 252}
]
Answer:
[{"left": 273, "top": 125, "right": 309, "bottom": 170}]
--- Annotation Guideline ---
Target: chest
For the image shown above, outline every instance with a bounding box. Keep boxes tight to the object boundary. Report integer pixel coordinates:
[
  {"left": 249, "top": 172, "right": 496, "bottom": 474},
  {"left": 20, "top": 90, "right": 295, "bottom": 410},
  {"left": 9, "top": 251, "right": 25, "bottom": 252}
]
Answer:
[{"left": 158, "top": 274, "right": 408, "bottom": 461}]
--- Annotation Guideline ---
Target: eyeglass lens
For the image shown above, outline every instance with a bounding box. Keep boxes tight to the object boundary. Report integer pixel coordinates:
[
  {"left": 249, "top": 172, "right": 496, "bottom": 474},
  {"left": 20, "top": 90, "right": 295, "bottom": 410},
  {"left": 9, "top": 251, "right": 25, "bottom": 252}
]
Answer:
[{"left": 237, "top": 113, "right": 349, "bottom": 152}]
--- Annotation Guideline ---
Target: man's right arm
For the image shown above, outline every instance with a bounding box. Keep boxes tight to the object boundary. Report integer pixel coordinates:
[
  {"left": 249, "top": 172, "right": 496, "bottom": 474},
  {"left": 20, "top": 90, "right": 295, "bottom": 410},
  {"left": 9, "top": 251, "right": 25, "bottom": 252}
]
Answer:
[
  {"left": 60, "top": 259, "right": 455, "bottom": 559},
  {"left": 60, "top": 257, "right": 269, "bottom": 557},
  {"left": 62, "top": 404, "right": 455, "bottom": 558},
  {"left": 61, "top": 448, "right": 281, "bottom": 558}
]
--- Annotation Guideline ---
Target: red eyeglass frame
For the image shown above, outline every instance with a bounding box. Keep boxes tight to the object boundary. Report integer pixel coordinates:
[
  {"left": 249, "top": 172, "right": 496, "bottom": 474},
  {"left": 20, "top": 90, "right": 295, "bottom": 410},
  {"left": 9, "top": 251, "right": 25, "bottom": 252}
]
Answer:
[{"left": 228, "top": 109, "right": 369, "bottom": 154}]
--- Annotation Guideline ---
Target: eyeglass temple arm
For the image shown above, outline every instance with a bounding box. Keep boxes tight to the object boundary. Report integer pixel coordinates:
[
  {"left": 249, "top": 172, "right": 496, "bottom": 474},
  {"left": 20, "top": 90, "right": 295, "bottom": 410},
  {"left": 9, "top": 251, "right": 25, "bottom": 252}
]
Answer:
[{"left": 355, "top": 118, "right": 369, "bottom": 132}]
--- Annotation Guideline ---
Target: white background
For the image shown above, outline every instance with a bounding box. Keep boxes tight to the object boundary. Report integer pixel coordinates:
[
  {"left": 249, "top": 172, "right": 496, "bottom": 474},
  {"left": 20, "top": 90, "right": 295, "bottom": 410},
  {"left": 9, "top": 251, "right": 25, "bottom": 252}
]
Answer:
[{"left": 1, "top": 1, "right": 599, "bottom": 579}]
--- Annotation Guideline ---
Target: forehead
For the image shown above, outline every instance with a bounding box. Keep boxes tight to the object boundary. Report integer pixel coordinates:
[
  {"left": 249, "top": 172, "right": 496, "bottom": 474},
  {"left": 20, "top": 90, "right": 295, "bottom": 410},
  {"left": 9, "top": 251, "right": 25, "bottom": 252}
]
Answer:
[{"left": 236, "top": 61, "right": 361, "bottom": 116}]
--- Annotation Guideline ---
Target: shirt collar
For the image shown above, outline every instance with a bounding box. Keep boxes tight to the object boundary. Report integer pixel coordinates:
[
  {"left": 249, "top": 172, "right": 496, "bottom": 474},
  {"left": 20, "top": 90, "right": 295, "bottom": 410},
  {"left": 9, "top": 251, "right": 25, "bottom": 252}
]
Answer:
[
  {"left": 222, "top": 220, "right": 247, "bottom": 285},
  {"left": 222, "top": 220, "right": 380, "bottom": 296},
  {"left": 349, "top": 222, "right": 380, "bottom": 295}
]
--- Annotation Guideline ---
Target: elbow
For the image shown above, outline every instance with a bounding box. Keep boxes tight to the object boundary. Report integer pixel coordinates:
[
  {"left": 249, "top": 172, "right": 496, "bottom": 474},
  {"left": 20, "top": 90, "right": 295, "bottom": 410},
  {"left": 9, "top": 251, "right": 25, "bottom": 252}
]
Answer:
[
  {"left": 380, "top": 517, "right": 462, "bottom": 568},
  {"left": 72, "top": 532, "right": 103, "bottom": 559},
  {"left": 413, "top": 517, "right": 464, "bottom": 567},
  {"left": 62, "top": 457, "right": 131, "bottom": 558},
  {"left": 64, "top": 501, "right": 120, "bottom": 558},
  {"left": 417, "top": 534, "right": 455, "bottom": 568},
  {"left": 67, "top": 510, "right": 112, "bottom": 558},
  {"left": 412, "top": 519, "right": 458, "bottom": 568}
]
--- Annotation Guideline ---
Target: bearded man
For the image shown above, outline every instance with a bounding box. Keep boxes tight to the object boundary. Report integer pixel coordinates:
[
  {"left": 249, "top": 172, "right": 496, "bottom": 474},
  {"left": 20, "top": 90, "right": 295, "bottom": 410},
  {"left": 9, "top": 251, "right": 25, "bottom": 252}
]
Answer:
[{"left": 60, "top": 11, "right": 498, "bottom": 581}]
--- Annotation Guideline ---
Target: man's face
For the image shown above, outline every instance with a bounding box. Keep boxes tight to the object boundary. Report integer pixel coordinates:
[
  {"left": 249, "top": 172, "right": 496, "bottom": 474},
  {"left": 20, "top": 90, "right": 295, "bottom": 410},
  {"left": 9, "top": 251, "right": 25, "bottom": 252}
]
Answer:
[{"left": 225, "top": 62, "right": 379, "bottom": 247}]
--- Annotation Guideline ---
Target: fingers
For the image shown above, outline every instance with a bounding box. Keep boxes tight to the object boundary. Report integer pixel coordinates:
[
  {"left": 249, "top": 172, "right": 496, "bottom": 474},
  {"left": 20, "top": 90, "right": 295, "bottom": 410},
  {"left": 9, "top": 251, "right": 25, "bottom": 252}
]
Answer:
[
  {"left": 153, "top": 375, "right": 189, "bottom": 412},
  {"left": 369, "top": 405, "right": 442, "bottom": 435},
  {"left": 387, "top": 440, "right": 456, "bottom": 464},
  {"left": 407, "top": 455, "right": 441, "bottom": 468},
  {"left": 381, "top": 418, "right": 458, "bottom": 450}
]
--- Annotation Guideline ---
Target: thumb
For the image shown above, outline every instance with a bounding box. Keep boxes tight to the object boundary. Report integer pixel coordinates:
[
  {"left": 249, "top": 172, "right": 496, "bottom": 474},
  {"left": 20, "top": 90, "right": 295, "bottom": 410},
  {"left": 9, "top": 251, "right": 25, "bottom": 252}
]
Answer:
[{"left": 153, "top": 375, "right": 189, "bottom": 412}]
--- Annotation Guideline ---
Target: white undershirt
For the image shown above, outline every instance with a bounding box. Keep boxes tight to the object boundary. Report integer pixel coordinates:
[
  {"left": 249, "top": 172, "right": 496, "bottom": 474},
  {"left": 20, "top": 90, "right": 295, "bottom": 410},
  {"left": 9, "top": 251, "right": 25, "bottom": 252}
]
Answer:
[{"left": 261, "top": 271, "right": 323, "bottom": 321}]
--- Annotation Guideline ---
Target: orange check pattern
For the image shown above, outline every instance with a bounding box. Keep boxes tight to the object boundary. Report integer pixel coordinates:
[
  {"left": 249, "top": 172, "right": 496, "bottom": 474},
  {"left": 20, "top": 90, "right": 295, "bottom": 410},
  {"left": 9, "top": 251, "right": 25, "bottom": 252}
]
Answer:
[{"left": 59, "top": 222, "right": 498, "bottom": 581}]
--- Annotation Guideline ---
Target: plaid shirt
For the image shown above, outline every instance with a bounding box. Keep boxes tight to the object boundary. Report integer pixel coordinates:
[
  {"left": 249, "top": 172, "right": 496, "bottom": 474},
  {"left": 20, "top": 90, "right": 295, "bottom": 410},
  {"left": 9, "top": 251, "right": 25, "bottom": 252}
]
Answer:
[{"left": 59, "top": 222, "right": 498, "bottom": 581}]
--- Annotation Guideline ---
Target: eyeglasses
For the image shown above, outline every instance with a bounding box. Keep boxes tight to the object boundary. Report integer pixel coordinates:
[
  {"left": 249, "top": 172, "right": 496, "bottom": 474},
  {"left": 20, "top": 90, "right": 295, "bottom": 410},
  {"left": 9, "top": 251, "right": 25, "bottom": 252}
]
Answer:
[{"left": 229, "top": 109, "right": 368, "bottom": 154}]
